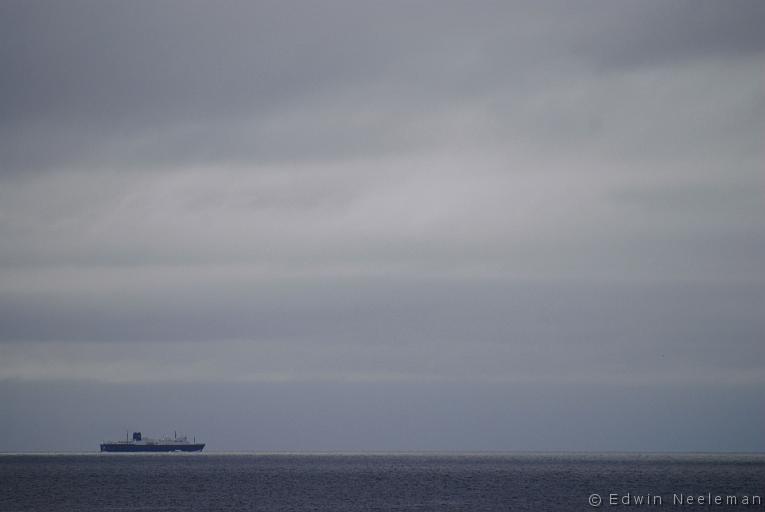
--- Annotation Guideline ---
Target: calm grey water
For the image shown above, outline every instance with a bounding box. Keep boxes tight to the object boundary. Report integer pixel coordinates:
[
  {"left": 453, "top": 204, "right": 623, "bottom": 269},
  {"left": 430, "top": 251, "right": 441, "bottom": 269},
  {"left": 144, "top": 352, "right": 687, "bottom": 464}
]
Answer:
[{"left": 1, "top": 453, "right": 763, "bottom": 511}]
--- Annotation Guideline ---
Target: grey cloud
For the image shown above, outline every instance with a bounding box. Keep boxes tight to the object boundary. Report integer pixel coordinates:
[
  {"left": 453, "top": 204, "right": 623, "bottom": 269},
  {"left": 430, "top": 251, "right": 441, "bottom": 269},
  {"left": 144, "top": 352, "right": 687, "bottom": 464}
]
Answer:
[
  {"left": 578, "top": 1, "right": 765, "bottom": 69},
  {"left": 0, "top": 280, "right": 762, "bottom": 389},
  {"left": 2, "top": 1, "right": 763, "bottom": 174},
  {"left": 1, "top": 1, "right": 764, "bottom": 451}
]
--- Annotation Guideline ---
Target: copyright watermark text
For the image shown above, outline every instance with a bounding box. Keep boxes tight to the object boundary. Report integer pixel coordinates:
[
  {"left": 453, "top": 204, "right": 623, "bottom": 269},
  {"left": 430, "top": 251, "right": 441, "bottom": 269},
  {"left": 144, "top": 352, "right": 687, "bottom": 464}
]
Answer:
[{"left": 588, "top": 493, "right": 762, "bottom": 507}]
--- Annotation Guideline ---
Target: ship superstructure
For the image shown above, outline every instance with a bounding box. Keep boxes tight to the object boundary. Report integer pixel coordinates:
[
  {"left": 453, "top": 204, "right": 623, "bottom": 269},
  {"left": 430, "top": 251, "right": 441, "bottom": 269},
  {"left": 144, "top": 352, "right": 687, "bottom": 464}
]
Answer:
[{"left": 100, "top": 431, "right": 205, "bottom": 452}]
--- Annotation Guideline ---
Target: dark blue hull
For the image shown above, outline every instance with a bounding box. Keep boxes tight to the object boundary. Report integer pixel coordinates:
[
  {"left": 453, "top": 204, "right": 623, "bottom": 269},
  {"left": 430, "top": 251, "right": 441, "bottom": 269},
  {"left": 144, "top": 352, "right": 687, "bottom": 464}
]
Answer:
[{"left": 100, "top": 443, "right": 205, "bottom": 452}]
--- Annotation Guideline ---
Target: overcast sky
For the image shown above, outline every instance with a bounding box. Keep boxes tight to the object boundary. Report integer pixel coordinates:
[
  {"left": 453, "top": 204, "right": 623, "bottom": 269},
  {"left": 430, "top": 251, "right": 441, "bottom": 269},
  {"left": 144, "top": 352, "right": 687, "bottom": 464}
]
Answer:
[{"left": 1, "top": 0, "right": 763, "bottom": 452}]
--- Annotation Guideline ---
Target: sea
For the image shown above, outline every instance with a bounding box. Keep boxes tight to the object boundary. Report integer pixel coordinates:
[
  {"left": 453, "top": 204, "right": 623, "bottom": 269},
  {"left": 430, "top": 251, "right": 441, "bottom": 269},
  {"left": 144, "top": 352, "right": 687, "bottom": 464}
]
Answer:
[{"left": 1, "top": 453, "right": 763, "bottom": 511}]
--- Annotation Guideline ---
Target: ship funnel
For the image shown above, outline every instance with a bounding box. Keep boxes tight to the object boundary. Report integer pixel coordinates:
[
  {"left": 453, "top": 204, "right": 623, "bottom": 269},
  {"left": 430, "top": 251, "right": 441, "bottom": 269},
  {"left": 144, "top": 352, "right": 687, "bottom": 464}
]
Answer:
[{"left": 132, "top": 432, "right": 142, "bottom": 441}]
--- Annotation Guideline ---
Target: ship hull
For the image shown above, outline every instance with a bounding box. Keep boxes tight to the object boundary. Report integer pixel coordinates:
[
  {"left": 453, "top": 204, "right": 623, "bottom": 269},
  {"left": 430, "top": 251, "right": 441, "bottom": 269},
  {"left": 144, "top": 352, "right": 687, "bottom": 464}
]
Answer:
[{"left": 100, "top": 443, "right": 205, "bottom": 452}]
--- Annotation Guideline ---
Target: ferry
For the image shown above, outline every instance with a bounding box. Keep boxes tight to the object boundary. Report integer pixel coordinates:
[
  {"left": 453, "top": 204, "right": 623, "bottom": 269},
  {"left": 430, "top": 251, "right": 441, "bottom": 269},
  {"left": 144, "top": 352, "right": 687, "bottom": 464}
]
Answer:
[{"left": 100, "top": 431, "right": 205, "bottom": 452}]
